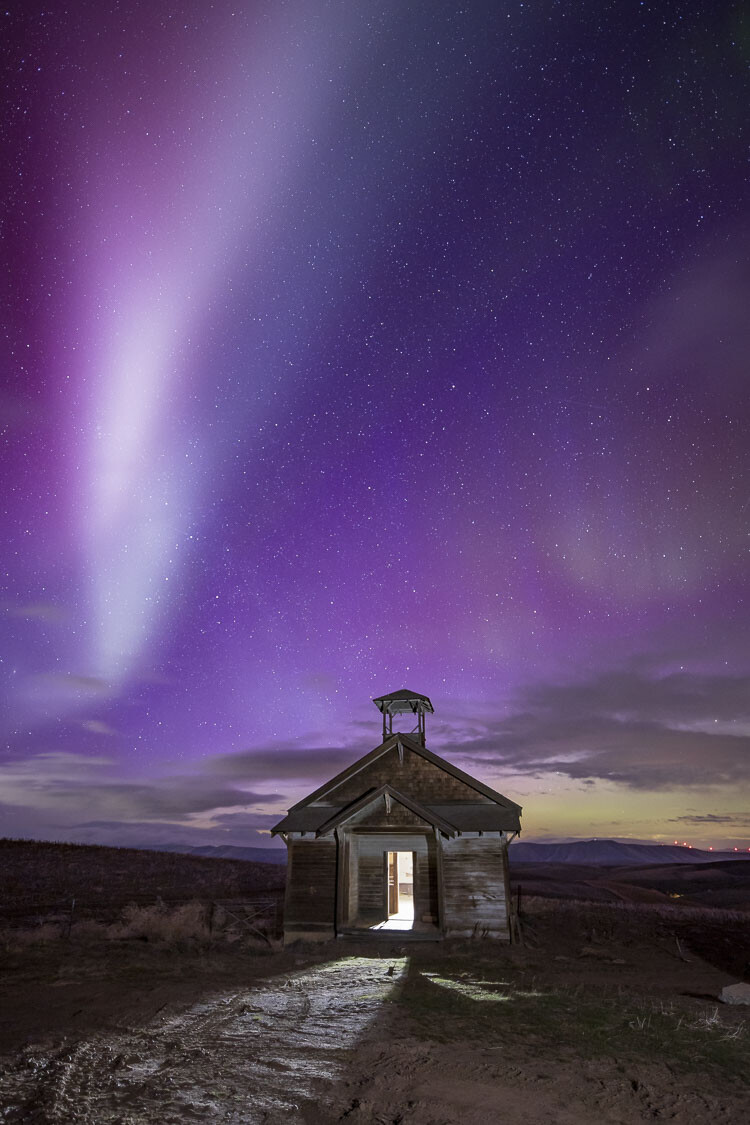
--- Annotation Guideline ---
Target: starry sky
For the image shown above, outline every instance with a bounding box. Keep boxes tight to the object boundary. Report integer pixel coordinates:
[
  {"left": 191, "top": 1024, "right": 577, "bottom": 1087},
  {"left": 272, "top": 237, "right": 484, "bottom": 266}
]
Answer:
[{"left": 1, "top": 0, "right": 748, "bottom": 852}]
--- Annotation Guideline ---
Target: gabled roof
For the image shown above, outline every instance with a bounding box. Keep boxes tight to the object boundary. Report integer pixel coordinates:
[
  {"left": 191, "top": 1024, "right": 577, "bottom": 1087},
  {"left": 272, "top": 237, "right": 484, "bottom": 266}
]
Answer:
[
  {"left": 315, "top": 784, "right": 458, "bottom": 837},
  {"left": 270, "top": 798, "right": 521, "bottom": 836},
  {"left": 430, "top": 804, "right": 521, "bottom": 833},
  {"left": 271, "top": 807, "right": 334, "bottom": 834},
  {"left": 286, "top": 731, "right": 522, "bottom": 814}
]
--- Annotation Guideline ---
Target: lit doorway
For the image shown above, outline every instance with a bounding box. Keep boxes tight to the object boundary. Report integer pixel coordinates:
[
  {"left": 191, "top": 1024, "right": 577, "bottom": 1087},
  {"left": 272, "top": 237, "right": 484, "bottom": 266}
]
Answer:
[{"left": 387, "top": 851, "right": 414, "bottom": 922}]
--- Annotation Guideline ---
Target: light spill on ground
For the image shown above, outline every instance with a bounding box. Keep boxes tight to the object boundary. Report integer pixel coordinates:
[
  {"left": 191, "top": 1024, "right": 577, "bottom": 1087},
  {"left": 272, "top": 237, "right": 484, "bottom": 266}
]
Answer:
[{"left": 0, "top": 956, "right": 408, "bottom": 1124}]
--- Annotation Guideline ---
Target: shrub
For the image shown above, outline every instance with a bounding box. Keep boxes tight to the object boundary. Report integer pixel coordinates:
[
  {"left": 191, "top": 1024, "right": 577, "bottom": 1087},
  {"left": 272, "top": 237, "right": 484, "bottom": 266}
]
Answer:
[{"left": 109, "top": 900, "right": 210, "bottom": 944}]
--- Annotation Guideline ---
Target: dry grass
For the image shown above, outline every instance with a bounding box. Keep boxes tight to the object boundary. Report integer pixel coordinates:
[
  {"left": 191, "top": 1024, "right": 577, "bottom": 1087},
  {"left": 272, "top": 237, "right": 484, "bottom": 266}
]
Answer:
[
  {"left": 107, "top": 901, "right": 211, "bottom": 943},
  {"left": 396, "top": 958, "right": 748, "bottom": 1082},
  {"left": 0, "top": 838, "right": 284, "bottom": 924},
  {"left": 519, "top": 896, "right": 750, "bottom": 979},
  {"left": 0, "top": 898, "right": 282, "bottom": 951}
]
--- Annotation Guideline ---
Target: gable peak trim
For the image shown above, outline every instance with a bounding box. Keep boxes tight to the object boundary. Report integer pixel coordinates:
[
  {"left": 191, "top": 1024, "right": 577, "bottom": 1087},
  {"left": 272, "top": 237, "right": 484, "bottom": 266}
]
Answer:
[{"left": 315, "top": 783, "right": 457, "bottom": 837}]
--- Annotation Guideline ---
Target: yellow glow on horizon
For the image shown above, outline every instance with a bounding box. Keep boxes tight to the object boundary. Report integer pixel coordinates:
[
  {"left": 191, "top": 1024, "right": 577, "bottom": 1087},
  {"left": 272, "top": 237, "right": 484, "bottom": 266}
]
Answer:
[{"left": 489, "top": 771, "right": 749, "bottom": 849}]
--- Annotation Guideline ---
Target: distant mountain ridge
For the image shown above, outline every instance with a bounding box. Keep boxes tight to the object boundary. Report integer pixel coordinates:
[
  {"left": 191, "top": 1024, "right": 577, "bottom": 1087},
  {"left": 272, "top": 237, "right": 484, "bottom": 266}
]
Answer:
[
  {"left": 509, "top": 839, "right": 749, "bottom": 865},
  {"left": 144, "top": 843, "right": 288, "bottom": 864},
  {"left": 143, "top": 838, "right": 749, "bottom": 868}
]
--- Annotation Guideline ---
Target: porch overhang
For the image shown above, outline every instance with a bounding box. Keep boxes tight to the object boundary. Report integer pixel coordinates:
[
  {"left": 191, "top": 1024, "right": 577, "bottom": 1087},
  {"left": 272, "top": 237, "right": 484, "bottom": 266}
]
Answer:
[{"left": 315, "top": 784, "right": 459, "bottom": 838}]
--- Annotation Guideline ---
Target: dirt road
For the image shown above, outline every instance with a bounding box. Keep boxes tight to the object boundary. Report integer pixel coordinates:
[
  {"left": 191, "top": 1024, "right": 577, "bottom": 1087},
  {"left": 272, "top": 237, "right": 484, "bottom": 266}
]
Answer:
[{"left": 0, "top": 956, "right": 410, "bottom": 1123}]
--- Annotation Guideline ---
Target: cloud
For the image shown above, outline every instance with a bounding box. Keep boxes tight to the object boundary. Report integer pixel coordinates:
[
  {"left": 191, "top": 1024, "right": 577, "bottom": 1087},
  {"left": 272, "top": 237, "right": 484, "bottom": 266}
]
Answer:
[
  {"left": 46, "top": 780, "right": 279, "bottom": 821},
  {"left": 0, "top": 752, "right": 113, "bottom": 779},
  {"left": 521, "top": 671, "right": 750, "bottom": 726},
  {"left": 668, "top": 813, "right": 750, "bottom": 827},
  {"left": 0, "top": 752, "right": 282, "bottom": 824},
  {"left": 5, "top": 666, "right": 748, "bottom": 847},
  {"left": 208, "top": 745, "right": 356, "bottom": 783},
  {"left": 202, "top": 671, "right": 750, "bottom": 796},
  {"left": 80, "top": 719, "right": 119, "bottom": 736},
  {"left": 35, "top": 673, "right": 111, "bottom": 695},
  {"left": 0, "top": 808, "right": 285, "bottom": 850},
  {"left": 437, "top": 669, "right": 750, "bottom": 790},
  {"left": 66, "top": 811, "right": 285, "bottom": 848},
  {"left": 4, "top": 602, "right": 69, "bottom": 624},
  {"left": 0, "top": 742, "right": 364, "bottom": 843}
]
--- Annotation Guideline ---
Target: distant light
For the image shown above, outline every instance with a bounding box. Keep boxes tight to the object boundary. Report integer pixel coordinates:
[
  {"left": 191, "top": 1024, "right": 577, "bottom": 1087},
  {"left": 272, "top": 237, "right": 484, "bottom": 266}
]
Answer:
[{"left": 709, "top": 846, "right": 713, "bottom": 851}]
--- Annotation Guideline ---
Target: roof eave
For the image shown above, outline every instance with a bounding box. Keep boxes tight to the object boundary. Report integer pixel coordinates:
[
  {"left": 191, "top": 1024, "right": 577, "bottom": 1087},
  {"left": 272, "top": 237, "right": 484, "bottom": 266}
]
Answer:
[
  {"left": 315, "top": 783, "right": 458, "bottom": 838},
  {"left": 286, "top": 733, "right": 401, "bottom": 812}
]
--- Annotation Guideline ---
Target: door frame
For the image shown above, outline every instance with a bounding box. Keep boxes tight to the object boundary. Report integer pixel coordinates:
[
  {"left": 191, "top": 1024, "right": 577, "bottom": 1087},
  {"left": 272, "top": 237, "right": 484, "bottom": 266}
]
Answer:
[{"left": 383, "top": 849, "right": 417, "bottom": 919}]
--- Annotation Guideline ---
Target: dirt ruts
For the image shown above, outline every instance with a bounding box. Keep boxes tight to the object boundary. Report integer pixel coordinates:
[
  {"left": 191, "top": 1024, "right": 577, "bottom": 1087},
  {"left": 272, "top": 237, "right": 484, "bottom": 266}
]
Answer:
[{"left": 0, "top": 957, "right": 407, "bottom": 1124}]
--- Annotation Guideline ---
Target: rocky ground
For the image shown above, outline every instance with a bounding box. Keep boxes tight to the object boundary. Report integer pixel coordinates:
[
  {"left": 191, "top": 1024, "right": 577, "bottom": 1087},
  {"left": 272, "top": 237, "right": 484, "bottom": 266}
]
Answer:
[{"left": 0, "top": 900, "right": 748, "bottom": 1123}]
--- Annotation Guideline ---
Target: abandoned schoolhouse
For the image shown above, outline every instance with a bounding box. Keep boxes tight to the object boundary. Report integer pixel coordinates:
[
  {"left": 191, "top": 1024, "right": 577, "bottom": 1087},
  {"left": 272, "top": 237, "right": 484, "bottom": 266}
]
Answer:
[{"left": 271, "top": 689, "right": 522, "bottom": 943}]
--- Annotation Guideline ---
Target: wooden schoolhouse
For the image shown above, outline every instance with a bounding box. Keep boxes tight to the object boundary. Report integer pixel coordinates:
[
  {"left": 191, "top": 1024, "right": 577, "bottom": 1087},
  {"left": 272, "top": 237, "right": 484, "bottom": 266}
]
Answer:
[{"left": 271, "top": 689, "right": 522, "bottom": 942}]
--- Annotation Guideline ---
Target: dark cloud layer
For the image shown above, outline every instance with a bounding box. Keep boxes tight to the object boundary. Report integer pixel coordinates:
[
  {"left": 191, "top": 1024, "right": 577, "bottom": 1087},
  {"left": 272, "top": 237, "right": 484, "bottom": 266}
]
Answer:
[
  {"left": 522, "top": 671, "right": 750, "bottom": 726},
  {"left": 48, "top": 780, "right": 281, "bottom": 821},
  {"left": 669, "top": 813, "right": 750, "bottom": 827},
  {"left": 443, "top": 670, "right": 750, "bottom": 790},
  {"left": 203, "top": 670, "right": 750, "bottom": 796},
  {"left": 0, "top": 752, "right": 282, "bottom": 826},
  {"left": 68, "top": 812, "right": 284, "bottom": 849},
  {"left": 208, "top": 746, "right": 355, "bottom": 783}
]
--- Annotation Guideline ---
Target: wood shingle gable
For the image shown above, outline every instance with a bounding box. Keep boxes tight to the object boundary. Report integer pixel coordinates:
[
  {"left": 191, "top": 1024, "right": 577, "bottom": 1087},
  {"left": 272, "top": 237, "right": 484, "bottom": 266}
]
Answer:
[{"left": 283, "top": 731, "right": 521, "bottom": 814}]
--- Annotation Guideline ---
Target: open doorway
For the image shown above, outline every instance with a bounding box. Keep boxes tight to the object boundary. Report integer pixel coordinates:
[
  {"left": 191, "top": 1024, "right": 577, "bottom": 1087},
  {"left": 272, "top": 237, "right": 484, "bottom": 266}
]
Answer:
[{"left": 387, "top": 851, "right": 414, "bottom": 922}]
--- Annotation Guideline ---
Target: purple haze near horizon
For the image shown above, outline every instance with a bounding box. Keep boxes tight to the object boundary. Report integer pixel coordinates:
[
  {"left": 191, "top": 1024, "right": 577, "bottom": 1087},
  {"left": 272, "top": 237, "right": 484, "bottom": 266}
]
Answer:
[{"left": 1, "top": 0, "right": 749, "bottom": 851}]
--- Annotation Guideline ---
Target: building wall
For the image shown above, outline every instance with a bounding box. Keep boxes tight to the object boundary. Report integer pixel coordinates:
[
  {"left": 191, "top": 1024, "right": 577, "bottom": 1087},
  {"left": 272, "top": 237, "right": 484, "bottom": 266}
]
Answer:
[
  {"left": 344, "top": 832, "right": 358, "bottom": 923},
  {"left": 441, "top": 836, "right": 510, "bottom": 939},
  {"left": 283, "top": 837, "right": 337, "bottom": 942}
]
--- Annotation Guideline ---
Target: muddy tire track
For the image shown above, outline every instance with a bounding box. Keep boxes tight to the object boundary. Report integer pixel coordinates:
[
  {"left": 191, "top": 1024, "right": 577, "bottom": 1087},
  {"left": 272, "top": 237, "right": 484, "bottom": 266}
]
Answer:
[{"left": 0, "top": 959, "right": 405, "bottom": 1124}]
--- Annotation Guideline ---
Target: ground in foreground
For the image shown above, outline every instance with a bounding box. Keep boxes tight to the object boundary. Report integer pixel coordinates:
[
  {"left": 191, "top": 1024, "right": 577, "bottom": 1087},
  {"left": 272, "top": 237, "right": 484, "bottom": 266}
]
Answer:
[{"left": 0, "top": 900, "right": 748, "bottom": 1124}]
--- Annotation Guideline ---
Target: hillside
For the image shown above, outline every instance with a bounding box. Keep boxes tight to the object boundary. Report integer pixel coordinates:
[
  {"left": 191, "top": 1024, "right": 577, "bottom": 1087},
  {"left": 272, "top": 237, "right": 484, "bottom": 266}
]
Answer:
[
  {"left": 510, "top": 857, "right": 750, "bottom": 912},
  {"left": 144, "top": 843, "right": 288, "bottom": 864},
  {"left": 508, "top": 838, "right": 749, "bottom": 865},
  {"left": 0, "top": 838, "right": 285, "bottom": 921}
]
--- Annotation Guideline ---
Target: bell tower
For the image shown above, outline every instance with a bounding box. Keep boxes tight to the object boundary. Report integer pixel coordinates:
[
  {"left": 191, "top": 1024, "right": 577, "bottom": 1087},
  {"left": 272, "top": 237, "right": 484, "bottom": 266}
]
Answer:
[{"left": 372, "top": 688, "right": 434, "bottom": 746}]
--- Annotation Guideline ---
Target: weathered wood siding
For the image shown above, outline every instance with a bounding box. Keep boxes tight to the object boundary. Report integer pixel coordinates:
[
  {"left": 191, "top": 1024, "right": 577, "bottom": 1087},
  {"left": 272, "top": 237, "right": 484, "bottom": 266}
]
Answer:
[
  {"left": 344, "top": 833, "right": 359, "bottom": 923},
  {"left": 283, "top": 837, "right": 337, "bottom": 941},
  {"left": 330, "top": 746, "right": 494, "bottom": 805},
  {"left": 441, "top": 837, "right": 509, "bottom": 939},
  {"left": 357, "top": 841, "right": 385, "bottom": 922},
  {"left": 421, "top": 835, "right": 440, "bottom": 924},
  {"left": 354, "top": 832, "right": 437, "bottom": 925}
]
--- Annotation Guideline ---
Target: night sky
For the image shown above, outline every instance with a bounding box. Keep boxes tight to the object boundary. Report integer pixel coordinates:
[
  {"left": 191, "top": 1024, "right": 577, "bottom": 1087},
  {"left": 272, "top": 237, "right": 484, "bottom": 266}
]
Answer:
[{"left": 2, "top": 1, "right": 748, "bottom": 852}]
